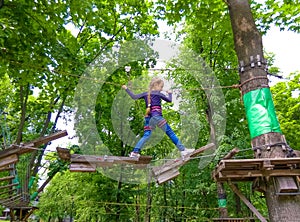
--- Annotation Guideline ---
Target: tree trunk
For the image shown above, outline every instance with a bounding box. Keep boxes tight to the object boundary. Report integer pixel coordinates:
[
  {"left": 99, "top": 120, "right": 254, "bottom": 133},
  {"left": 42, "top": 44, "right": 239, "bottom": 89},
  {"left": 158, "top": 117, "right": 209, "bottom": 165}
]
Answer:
[{"left": 227, "top": 0, "right": 300, "bottom": 221}]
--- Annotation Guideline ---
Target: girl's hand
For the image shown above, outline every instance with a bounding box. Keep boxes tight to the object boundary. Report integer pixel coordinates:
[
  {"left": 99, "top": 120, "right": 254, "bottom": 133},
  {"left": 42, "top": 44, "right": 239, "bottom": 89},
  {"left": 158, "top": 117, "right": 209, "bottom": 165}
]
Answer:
[
  {"left": 166, "top": 90, "right": 172, "bottom": 94},
  {"left": 122, "top": 85, "right": 127, "bottom": 90}
]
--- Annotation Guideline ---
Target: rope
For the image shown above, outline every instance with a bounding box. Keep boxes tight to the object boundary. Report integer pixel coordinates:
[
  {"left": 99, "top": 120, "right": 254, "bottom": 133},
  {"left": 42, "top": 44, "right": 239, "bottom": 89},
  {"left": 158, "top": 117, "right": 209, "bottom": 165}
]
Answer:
[
  {"left": 239, "top": 76, "right": 269, "bottom": 88},
  {"left": 8, "top": 60, "right": 241, "bottom": 92},
  {"left": 76, "top": 199, "right": 220, "bottom": 210}
]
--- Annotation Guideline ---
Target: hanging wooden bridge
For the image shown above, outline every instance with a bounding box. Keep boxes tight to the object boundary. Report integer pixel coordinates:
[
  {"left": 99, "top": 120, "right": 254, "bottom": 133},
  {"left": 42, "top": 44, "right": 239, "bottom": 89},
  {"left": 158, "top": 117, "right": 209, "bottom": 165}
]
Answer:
[{"left": 57, "top": 143, "right": 215, "bottom": 184}]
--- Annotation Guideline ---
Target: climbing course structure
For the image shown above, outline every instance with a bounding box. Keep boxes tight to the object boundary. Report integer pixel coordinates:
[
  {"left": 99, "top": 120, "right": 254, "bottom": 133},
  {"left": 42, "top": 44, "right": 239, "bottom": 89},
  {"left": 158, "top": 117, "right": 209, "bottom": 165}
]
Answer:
[
  {"left": 152, "top": 143, "right": 215, "bottom": 184},
  {"left": 57, "top": 147, "right": 152, "bottom": 172},
  {"left": 212, "top": 141, "right": 300, "bottom": 222},
  {"left": 0, "top": 130, "right": 68, "bottom": 222},
  {"left": 57, "top": 143, "right": 214, "bottom": 184}
]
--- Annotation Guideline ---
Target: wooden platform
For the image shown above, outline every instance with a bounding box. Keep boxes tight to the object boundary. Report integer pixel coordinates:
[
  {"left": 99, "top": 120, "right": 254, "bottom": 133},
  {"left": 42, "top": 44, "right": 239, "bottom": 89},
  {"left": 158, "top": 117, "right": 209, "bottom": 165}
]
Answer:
[
  {"left": 0, "top": 130, "right": 68, "bottom": 159},
  {"left": 57, "top": 148, "right": 152, "bottom": 172},
  {"left": 212, "top": 218, "right": 255, "bottom": 222},
  {"left": 0, "top": 130, "right": 68, "bottom": 211},
  {"left": 152, "top": 143, "right": 215, "bottom": 184},
  {"left": 212, "top": 157, "right": 300, "bottom": 182}
]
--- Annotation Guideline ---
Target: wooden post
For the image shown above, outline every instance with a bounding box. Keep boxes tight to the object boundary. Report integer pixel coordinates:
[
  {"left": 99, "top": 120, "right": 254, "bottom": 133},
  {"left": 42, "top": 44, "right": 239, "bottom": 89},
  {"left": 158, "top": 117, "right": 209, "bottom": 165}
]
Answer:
[
  {"left": 228, "top": 181, "right": 267, "bottom": 222},
  {"left": 217, "top": 182, "right": 228, "bottom": 218},
  {"left": 216, "top": 148, "right": 239, "bottom": 218}
]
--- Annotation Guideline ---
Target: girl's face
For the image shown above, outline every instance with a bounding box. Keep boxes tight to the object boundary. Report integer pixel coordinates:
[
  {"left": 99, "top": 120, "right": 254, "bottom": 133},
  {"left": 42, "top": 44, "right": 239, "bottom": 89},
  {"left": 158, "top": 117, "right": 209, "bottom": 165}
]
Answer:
[{"left": 153, "top": 81, "right": 164, "bottom": 91}]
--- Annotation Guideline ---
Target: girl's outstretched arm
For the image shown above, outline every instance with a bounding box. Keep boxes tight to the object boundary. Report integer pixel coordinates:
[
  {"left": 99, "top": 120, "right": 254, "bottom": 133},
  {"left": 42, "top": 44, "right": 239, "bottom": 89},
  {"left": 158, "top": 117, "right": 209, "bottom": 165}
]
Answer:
[{"left": 122, "top": 85, "right": 146, "bottom": 100}]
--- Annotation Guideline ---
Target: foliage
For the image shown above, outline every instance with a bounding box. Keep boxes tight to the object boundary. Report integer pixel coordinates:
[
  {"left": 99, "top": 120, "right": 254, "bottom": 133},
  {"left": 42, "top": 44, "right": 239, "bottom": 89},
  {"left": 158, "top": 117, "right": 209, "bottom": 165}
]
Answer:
[
  {"left": 253, "top": 0, "right": 300, "bottom": 33},
  {"left": 271, "top": 72, "right": 300, "bottom": 150},
  {"left": 0, "top": 0, "right": 159, "bottom": 217},
  {"left": 1, "top": 0, "right": 299, "bottom": 221}
]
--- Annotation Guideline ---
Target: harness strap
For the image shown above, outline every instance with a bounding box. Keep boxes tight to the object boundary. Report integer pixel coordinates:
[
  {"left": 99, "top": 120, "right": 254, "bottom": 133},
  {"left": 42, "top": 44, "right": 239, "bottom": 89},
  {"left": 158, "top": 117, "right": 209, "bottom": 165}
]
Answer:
[
  {"left": 144, "top": 126, "right": 152, "bottom": 131},
  {"left": 157, "top": 119, "right": 167, "bottom": 128}
]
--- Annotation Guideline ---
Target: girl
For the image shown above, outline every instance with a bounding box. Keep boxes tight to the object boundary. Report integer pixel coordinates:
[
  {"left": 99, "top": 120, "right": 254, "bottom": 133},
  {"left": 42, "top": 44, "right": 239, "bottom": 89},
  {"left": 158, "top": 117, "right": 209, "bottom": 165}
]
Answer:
[{"left": 122, "top": 77, "right": 194, "bottom": 158}]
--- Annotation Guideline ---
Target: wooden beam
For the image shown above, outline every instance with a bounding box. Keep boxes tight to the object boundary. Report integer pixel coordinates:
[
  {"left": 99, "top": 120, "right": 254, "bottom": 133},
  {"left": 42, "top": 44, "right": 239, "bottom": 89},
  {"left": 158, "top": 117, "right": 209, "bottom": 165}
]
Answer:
[
  {"left": 152, "top": 143, "right": 215, "bottom": 184},
  {"left": 275, "top": 177, "right": 299, "bottom": 193},
  {"left": 69, "top": 163, "right": 96, "bottom": 172},
  {"left": 23, "top": 130, "right": 68, "bottom": 147},
  {"left": 0, "top": 183, "right": 19, "bottom": 190},
  {"left": 152, "top": 158, "right": 185, "bottom": 177},
  {"left": 228, "top": 181, "right": 267, "bottom": 222},
  {"left": 0, "top": 187, "right": 17, "bottom": 196},
  {"left": 0, "top": 194, "right": 23, "bottom": 205},
  {"left": 0, "top": 166, "right": 14, "bottom": 172},
  {"left": 0, "top": 154, "right": 18, "bottom": 168},
  {"left": 70, "top": 154, "right": 152, "bottom": 165},
  {"left": 0, "top": 175, "right": 15, "bottom": 182},
  {"left": 157, "top": 169, "right": 180, "bottom": 184},
  {"left": 221, "top": 169, "right": 300, "bottom": 177},
  {"left": 0, "top": 131, "right": 68, "bottom": 159},
  {"left": 213, "top": 157, "right": 300, "bottom": 182},
  {"left": 223, "top": 148, "right": 240, "bottom": 160},
  {"left": 22, "top": 207, "right": 38, "bottom": 221},
  {"left": 56, "top": 147, "right": 71, "bottom": 161}
]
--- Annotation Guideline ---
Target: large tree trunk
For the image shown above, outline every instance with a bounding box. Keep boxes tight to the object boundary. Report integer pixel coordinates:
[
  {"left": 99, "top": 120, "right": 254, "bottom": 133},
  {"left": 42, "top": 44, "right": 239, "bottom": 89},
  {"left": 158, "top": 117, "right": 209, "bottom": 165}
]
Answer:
[{"left": 227, "top": 0, "right": 300, "bottom": 221}]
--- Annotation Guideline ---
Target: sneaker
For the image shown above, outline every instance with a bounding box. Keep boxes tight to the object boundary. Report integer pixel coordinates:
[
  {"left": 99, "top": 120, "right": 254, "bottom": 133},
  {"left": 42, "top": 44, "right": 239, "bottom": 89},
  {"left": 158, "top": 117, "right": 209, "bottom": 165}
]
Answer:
[
  {"left": 129, "top": 152, "right": 140, "bottom": 159},
  {"left": 180, "top": 148, "right": 195, "bottom": 158}
]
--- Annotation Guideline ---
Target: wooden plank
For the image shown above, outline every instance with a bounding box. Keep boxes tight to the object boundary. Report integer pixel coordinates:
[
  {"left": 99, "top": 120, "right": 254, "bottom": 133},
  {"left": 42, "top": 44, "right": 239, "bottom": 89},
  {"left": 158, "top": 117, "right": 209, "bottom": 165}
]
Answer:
[
  {"left": 0, "top": 175, "right": 15, "bottom": 182},
  {"left": 0, "top": 154, "right": 18, "bottom": 168},
  {"left": 69, "top": 163, "right": 96, "bottom": 172},
  {"left": 215, "top": 169, "right": 300, "bottom": 181},
  {"left": 262, "top": 159, "right": 274, "bottom": 170},
  {"left": 269, "top": 157, "right": 300, "bottom": 165},
  {"left": 0, "top": 187, "right": 17, "bottom": 196},
  {"left": 71, "top": 154, "right": 152, "bottom": 165},
  {"left": 3, "top": 200, "right": 29, "bottom": 208},
  {"left": 213, "top": 157, "right": 300, "bottom": 182},
  {"left": 56, "top": 147, "right": 71, "bottom": 161},
  {"left": 152, "top": 158, "right": 185, "bottom": 177},
  {"left": 223, "top": 148, "right": 240, "bottom": 160},
  {"left": 228, "top": 181, "right": 267, "bottom": 222},
  {"left": 0, "top": 194, "right": 23, "bottom": 205},
  {"left": 23, "top": 207, "right": 38, "bottom": 221},
  {"left": 157, "top": 169, "right": 180, "bottom": 184},
  {"left": 152, "top": 144, "right": 214, "bottom": 184},
  {"left": 23, "top": 130, "right": 68, "bottom": 147},
  {"left": 212, "top": 218, "right": 254, "bottom": 222},
  {"left": 0, "top": 131, "right": 68, "bottom": 159},
  {"left": 189, "top": 143, "right": 215, "bottom": 157},
  {"left": 0, "top": 144, "right": 36, "bottom": 159},
  {"left": 153, "top": 143, "right": 214, "bottom": 176},
  {"left": 275, "top": 177, "right": 298, "bottom": 193},
  {"left": 0, "top": 183, "right": 19, "bottom": 190},
  {"left": 0, "top": 166, "right": 14, "bottom": 172},
  {"left": 220, "top": 157, "right": 300, "bottom": 166}
]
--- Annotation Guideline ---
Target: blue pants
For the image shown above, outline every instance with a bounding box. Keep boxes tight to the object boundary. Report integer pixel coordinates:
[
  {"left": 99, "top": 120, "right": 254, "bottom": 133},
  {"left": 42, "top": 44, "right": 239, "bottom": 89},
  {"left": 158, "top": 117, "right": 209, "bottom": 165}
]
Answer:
[{"left": 133, "top": 116, "right": 185, "bottom": 153}]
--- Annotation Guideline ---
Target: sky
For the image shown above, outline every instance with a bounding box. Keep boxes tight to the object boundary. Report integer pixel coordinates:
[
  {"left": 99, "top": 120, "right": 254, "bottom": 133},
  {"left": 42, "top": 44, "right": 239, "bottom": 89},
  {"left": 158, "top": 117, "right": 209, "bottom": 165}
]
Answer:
[
  {"left": 159, "top": 23, "right": 300, "bottom": 77},
  {"left": 263, "top": 27, "right": 300, "bottom": 76}
]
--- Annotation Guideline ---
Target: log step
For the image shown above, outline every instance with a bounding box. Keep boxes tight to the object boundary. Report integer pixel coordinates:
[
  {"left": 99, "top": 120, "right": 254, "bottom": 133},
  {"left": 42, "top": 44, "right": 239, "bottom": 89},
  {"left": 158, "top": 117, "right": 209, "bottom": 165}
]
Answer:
[{"left": 0, "top": 176, "right": 15, "bottom": 182}]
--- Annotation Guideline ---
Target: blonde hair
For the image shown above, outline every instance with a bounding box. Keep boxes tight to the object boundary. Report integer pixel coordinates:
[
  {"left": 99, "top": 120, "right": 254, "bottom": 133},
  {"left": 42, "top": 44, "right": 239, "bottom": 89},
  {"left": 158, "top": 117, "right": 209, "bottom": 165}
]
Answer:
[{"left": 145, "top": 77, "right": 164, "bottom": 116}]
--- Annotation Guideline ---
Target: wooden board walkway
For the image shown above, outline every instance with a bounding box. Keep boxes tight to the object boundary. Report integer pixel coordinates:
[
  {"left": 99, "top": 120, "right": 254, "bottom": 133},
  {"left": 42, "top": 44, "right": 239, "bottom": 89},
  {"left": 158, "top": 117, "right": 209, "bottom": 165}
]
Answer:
[
  {"left": 57, "top": 147, "right": 152, "bottom": 172},
  {"left": 212, "top": 157, "right": 300, "bottom": 182},
  {"left": 152, "top": 143, "right": 215, "bottom": 184}
]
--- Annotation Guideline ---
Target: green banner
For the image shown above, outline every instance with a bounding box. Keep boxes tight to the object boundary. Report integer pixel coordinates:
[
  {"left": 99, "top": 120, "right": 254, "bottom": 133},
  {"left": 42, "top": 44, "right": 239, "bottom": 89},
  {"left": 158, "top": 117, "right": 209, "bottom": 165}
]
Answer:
[
  {"left": 218, "top": 199, "right": 227, "bottom": 208},
  {"left": 243, "top": 88, "right": 282, "bottom": 139}
]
